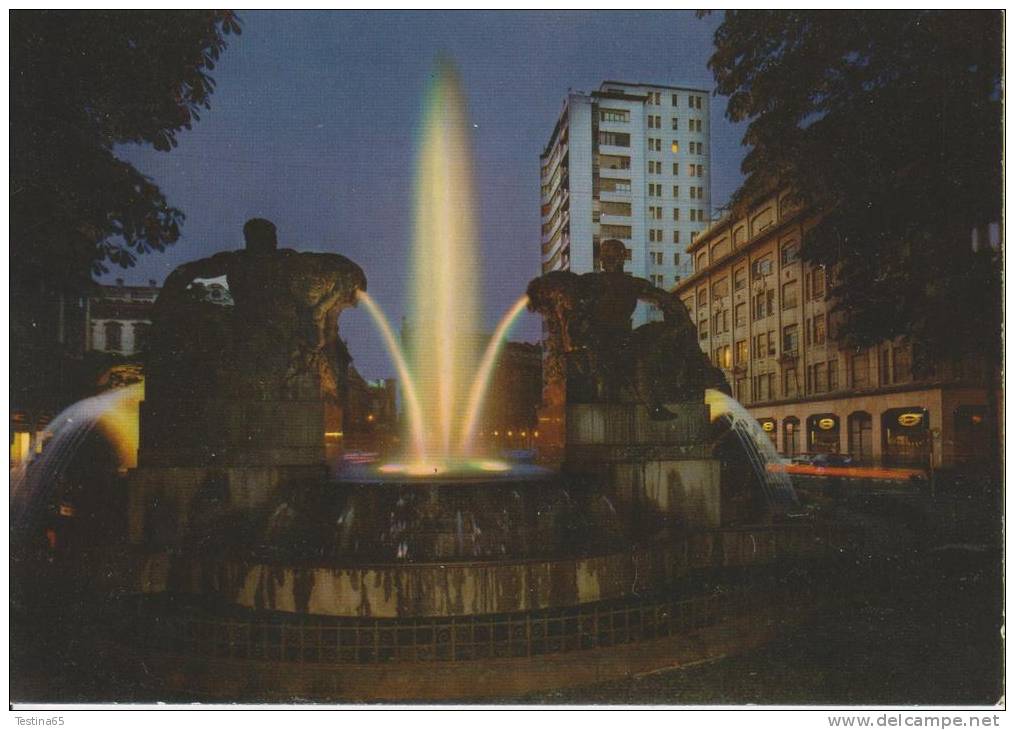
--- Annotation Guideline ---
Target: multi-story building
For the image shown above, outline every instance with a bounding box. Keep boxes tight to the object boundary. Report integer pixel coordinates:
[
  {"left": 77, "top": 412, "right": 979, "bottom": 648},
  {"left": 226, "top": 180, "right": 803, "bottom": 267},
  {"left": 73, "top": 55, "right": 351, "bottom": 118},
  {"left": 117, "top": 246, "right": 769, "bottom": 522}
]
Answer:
[
  {"left": 675, "top": 191, "right": 994, "bottom": 469},
  {"left": 540, "top": 81, "right": 712, "bottom": 324},
  {"left": 88, "top": 279, "right": 161, "bottom": 355}
]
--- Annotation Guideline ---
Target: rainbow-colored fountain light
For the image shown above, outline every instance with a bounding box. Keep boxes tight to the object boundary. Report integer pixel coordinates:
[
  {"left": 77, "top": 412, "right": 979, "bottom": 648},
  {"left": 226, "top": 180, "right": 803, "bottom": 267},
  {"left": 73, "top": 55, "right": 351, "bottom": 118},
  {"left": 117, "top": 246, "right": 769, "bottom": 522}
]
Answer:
[{"left": 355, "top": 61, "right": 530, "bottom": 477}]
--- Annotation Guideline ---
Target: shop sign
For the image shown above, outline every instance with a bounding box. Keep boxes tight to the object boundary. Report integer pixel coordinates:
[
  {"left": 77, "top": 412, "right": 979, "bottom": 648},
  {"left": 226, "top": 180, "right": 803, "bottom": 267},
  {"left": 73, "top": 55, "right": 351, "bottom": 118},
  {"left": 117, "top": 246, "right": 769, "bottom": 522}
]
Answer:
[
  {"left": 897, "top": 412, "right": 923, "bottom": 427},
  {"left": 818, "top": 417, "right": 836, "bottom": 431}
]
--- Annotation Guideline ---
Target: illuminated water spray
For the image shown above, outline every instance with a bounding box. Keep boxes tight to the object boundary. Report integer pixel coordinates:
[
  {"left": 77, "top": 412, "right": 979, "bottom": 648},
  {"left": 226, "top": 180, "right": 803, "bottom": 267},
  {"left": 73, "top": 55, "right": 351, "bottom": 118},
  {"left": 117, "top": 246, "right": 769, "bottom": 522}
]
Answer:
[
  {"left": 706, "top": 388, "right": 798, "bottom": 510},
  {"left": 356, "top": 290, "right": 427, "bottom": 462},
  {"left": 411, "top": 60, "right": 480, "bottom": 457},
  {"left": 458, "top": 294, "right": 530, "bottom": 454},
  {"left": 11, "top": 382, "right": 145, "bottom": 524},
  {"left": 360, "top": 61, "right": 531, "bottom": 471}
]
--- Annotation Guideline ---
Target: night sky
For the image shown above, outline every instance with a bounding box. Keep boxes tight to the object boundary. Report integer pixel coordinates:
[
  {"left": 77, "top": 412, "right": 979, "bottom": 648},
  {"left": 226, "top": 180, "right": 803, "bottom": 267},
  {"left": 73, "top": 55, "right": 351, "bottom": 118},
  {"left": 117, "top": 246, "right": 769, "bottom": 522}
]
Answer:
[{"left": 116, "top": 10, "right": 747, "bottom": 381}]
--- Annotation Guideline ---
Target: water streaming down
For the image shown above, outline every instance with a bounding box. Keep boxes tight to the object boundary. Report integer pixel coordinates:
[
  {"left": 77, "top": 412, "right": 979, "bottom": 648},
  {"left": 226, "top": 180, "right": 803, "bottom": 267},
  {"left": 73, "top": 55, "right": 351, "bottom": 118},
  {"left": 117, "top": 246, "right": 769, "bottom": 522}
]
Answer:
[
  {"left": 705, "top": 388, "right": 799, "bottom": 511},
  {"left": 355, "top": 290, "right": 428, "bottom": 462},
  {"left": 11, "top": 383, "right": 144, "bottom": 526},
  {"left": 458, "top": 294, "right": 530, "bottom": 454},
  {"left": 410, "top": 60, "right": 480, "bottom": 459}
]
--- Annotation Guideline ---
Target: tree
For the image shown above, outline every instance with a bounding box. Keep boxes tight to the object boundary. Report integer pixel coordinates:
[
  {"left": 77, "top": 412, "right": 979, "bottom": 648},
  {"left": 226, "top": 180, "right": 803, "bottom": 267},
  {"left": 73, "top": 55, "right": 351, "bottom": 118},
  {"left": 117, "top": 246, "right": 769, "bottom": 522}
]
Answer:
[
  {"left": 12, "top": 10, "right": 241, "bottom": 286},
  {"left": 11, "top": 11, "right": 240, "bottom": 413},
  {"left": 705, "top": 11, "right": 1002, "bottom": 366}
]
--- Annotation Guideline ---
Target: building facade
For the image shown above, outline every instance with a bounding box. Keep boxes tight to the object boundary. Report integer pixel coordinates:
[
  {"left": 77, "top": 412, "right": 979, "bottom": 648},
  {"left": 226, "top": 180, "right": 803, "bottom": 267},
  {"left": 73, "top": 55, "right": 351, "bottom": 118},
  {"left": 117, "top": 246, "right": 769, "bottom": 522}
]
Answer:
[
  {"left": 88, "top": 279, "right": 161, "bottom": 355},
  {"left": 541, "top": 81, "right": 712, "bottom": 324},
  {"left": 480, "top": 341, "right": 542, "bottom": 452},
  {"left": 11, "top": 278, "right": 163, "bottom": 468},
  {"left": 674, "top": 192, "right": 993, "bottom": 469}
]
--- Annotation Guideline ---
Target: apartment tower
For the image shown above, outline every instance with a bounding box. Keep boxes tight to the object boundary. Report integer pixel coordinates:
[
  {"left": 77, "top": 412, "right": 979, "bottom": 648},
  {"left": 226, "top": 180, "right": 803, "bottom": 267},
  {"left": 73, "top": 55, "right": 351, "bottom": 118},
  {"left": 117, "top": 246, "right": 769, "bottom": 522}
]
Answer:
[{"left": 540, "top": 81, "right": 711, "bottom": 324}]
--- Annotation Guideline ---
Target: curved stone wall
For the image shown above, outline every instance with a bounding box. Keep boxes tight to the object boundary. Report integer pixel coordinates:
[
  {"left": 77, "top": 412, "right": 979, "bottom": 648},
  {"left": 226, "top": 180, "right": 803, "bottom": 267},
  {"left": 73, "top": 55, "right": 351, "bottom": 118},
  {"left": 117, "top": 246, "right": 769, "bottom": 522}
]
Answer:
[{"left": 129, "top": 523, "right": 835, "bottom": 618}]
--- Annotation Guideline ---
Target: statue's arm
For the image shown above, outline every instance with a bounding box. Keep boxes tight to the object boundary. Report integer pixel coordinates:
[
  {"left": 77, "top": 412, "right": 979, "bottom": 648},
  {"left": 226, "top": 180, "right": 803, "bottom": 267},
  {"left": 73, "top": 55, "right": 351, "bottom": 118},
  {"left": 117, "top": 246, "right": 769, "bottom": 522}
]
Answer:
[
  {"left": 153, "top": 253, "right": 234, "bottom": 318},
  {"left": 632, "top": 278, "right": 689, "bottom": 325}
]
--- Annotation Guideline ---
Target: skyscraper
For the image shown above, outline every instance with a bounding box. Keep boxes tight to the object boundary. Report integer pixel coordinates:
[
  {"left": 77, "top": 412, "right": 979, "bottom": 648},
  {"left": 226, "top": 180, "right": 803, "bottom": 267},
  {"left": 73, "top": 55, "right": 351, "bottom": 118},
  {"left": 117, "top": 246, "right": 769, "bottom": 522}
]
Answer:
[{"left": 540, "top": 81, "right": 711, "bottom": 324}]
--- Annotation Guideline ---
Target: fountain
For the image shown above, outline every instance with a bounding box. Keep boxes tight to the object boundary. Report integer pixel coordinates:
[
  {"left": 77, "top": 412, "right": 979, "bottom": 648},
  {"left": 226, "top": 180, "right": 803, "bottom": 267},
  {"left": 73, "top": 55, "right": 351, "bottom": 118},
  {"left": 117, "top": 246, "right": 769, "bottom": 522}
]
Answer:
[
  {"left": 14, "top": 61, "right": 843, "bottom": 702},
  {"left": 11, "top": 382, "right": 143, "bottom": 527}
]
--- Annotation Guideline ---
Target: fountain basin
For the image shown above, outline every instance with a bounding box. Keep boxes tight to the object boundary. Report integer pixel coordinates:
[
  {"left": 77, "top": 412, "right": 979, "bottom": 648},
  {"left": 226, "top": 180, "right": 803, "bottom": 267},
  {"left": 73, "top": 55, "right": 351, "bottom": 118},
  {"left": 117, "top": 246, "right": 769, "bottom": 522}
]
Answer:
[
  {"left": 121, "top": 523, "right": 831, "bottom": 619},
  {"left": 254, "top": 464, "right": 629, "bottom": 565}
]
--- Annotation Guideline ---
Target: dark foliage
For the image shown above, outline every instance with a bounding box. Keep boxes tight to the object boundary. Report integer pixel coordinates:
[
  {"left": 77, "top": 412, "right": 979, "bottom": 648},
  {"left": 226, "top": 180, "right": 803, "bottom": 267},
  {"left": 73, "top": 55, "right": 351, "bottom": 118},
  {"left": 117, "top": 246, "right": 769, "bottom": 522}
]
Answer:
[
  {"left": 705, "top": 11, "right": 1002, "bottom": 364},
  {"left": 11, "top": 10, "right": 241, "bottom": 287}
]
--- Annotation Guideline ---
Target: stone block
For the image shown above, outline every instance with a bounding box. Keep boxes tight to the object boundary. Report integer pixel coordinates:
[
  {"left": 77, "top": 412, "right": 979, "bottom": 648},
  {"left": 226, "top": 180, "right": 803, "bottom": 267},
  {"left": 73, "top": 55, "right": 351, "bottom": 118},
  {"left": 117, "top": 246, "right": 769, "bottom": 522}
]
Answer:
[
  {"left": 607, "top": 459, "right": 721, "bottom": 531},
  {"left": 127, "top": 464, "right": 325, "bottom": 546}
]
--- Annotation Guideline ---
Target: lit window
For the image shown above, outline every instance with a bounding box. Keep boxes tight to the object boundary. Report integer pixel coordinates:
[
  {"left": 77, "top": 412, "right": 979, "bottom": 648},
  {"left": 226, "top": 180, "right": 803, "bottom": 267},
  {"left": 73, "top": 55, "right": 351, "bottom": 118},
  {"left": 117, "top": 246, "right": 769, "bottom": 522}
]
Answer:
[{"left": 671, "top": 141, "right": 679, "bottom": 153}]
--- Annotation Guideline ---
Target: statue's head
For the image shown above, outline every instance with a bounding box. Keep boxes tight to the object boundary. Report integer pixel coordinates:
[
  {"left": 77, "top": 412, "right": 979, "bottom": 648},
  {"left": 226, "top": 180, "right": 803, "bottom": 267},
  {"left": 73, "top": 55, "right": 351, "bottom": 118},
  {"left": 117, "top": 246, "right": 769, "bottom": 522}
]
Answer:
[
  {"left": 243, "top": 218, "right": 278, "bottom": 255},
  {"left": 600, "top": 239, "right": 628, "bottom": 273}
]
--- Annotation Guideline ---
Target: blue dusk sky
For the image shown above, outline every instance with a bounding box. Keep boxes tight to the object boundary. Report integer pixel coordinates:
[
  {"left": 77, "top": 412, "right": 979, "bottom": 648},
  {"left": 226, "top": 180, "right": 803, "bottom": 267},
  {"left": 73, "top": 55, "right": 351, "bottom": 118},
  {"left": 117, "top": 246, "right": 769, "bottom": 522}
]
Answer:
[{"left": 116, "top": 10, "right": 748, "bottom": 381}]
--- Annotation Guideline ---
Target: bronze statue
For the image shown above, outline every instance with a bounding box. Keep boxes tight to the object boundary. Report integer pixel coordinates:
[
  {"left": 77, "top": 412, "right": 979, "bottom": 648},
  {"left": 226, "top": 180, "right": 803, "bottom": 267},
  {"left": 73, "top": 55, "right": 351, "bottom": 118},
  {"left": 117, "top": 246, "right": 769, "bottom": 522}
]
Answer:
[
  {"left": 149, "top": 219, "right": 367, "bottom": 402},
  {"left": 527, "top": 239, "right": 728, "bottom": 409}
]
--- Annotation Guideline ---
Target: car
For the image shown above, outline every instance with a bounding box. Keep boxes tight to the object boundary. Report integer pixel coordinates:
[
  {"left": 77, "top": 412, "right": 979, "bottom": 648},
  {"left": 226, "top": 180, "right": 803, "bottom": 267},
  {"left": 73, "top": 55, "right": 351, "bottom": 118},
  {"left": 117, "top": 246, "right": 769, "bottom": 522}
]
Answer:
[
  {"left": 809, "top": 452, "right": 855, "bottom": 467},
  {"left": 789, "top": 452, "right": 855, "bottom": 467}
]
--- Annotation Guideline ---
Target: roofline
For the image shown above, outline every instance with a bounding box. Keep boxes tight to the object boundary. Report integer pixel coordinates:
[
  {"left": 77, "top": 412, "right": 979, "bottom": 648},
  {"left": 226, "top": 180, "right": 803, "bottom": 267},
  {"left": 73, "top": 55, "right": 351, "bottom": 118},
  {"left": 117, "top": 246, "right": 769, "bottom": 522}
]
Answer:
[
  {"left": 687, "top": 213, "right": 734, "bottom": 254},
  {"left": 541, "top": 80, "right": 713, "bottom": 158},
  {"left": 591, "top": 90, "right": 649, "bottom": 103},
  {"left": 673, "top": 205, "right": 811, "bottom": 295},
  {"left": 541, "top": 90, "right": 593, "bottom": 159},
  {"left": 601, "top": 80, "right": 712, "bottom": 94},
  {"left": 541, "top": 104, "right": 568, "bottom": 160},
  {"left": 98, "top": 283, "right": 161, "bottom": 290},
  {"left": 688, "top": 186, "right": 795, "bottom": 254}
]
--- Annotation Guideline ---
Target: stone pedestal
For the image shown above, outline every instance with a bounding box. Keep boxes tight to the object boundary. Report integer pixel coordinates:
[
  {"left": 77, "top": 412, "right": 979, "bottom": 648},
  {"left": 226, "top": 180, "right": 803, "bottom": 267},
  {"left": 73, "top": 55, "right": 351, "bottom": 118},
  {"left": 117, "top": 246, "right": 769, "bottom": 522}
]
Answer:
[
  {"left": 127, "top": 395, "right": 329, "bottom": 547},
  {"left": 138, "top": 397, "right": 325, "bottom": 467},
  {"left": 563, "top": 401, "right": 722, "bottom": 531},
  {"left": 127, "top": 463, "right": 325, "bottom": 546}
]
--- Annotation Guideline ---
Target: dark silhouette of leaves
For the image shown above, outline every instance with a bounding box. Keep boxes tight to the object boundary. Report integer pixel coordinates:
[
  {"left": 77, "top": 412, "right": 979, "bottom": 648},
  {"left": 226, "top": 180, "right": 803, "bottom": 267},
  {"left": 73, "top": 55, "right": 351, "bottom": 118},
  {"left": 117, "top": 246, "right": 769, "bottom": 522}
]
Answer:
[
  {"left": 705, "top": 11, "right": 1001, "bottom": 363},
  {"left": 11, "top": 10, "right": 241, "bottom": 287}
]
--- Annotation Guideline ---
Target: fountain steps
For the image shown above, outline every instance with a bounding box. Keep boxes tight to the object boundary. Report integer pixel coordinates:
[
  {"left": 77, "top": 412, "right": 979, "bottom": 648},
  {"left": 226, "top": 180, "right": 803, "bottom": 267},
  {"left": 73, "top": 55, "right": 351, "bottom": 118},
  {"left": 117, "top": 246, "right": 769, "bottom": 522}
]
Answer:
[{"left": 106, "top": 567, "right": 827, "bottom": 701}]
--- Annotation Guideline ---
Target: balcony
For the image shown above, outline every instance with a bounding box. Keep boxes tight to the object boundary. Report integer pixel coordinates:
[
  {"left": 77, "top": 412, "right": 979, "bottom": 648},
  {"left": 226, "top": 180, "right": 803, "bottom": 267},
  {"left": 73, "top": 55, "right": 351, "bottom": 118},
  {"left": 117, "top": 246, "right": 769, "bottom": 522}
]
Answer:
[
  {"left": 599, "top": 212, "right": 632, "bottom": 226},
  {"left": 599, "top": 145, "right": 632, "bottom": 160},
  {"left": 598, "top": 119, "right": 631, "bottom": 134},
  {"left": 599, "top": 186, "right": 632, "bottom": 201}
]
